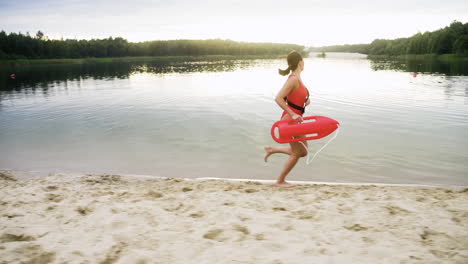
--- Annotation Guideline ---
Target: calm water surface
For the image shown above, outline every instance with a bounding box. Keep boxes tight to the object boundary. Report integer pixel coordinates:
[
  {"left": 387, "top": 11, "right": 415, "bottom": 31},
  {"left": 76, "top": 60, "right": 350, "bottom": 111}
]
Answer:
[{"left": 1, "top": 54, "right": 467, "bottom": 185}]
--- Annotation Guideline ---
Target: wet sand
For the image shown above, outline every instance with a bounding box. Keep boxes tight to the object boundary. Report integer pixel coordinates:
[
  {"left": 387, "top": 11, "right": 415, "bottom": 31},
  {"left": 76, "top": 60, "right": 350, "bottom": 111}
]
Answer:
[{"left": 1, "top": 171, "right": 467, "bottom": 264}]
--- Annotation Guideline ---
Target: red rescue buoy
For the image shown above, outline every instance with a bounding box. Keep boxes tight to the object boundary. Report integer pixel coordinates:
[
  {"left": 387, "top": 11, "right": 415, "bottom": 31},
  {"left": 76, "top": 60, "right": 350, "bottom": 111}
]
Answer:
[
  {"left": 271, "top": 116, "right": 339, "bottom": 144},
  {"left": 10, "top": 73, "right": 16, "bottom": 79}
]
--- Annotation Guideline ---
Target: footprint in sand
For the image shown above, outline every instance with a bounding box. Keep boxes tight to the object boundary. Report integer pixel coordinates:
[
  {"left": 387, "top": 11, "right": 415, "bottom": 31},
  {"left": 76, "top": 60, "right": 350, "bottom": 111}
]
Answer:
[
  {"left": 448, "top": 210, "right": 468, "bottom": 225},
  {"left": 164, "top": 202, "right": 184, "bottom": 212},
  {"left": 343, "top": 224, "right": 369, "bottom": 231},
  {"left": 419, "top": 227, "right": 459, "bottom": 249},
  {"left": 384, "top": 205, "right": 411, "bottom": 215},
  {"left": 255, "top": 234, "right": 265, "bottom": 240},
  {"left": 290, "top": 210, "right": 317, "bottom": 220},
  {"left": 76, "top": 206, "right": 94, "bottom": 216},
  {"left": 100, "top": 242, "right": 127, "bottom": 264},
  {"left": 0, "top": 232, "right": 36, "bottom": 243},
  {"left": 46, "top": 205, "right": 56, "bottom": 211},
  {"left": 81, "top": 174, "right": 123, "bottom": 185},
  {"left": 272, "top": 207, "right": 287, "bottom": 211},
  {"left": 0, "top": 171, "right": 16, "bottom": 181},
  {"left": 44, "top": 185, "right": 58, "bottom": 191},
  {"left": 362, "top": 236, "right": 374, "bottom": 243},
  {"left": 233, "top": 224, "right": 250, "bottom": 235},
  {"left": 45, "top": 193, "right": 63, "bottom": 203},
  {"left": 238, "top": 216, "right": 251, "bottom": 222},
  {"left": 415, "top": 196, "right": 427, "bottom": 202},
  {"left": 1, "top": 244, "right": 55, "bottom": 263},
  {"left": 145, "top": 191, "right": 163, "bottom": 199},
  {"left": 3, "top": 211, "right": 24, "bottom": 219},
  {"left": 189, "top": 212, "right": 204, "bottom": 218},
  {"left": 203, "top": 229, "right": 228, "bottom": 242}
]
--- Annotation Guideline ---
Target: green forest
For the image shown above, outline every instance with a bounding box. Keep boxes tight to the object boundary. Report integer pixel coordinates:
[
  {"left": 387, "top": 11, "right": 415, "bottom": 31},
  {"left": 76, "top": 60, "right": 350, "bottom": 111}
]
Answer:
[
  {"left": 0, "top": 31, "right": 305, "bottom": 60},
  {"left": 309, "top": 21, "right": 468, "bottom": 56}
]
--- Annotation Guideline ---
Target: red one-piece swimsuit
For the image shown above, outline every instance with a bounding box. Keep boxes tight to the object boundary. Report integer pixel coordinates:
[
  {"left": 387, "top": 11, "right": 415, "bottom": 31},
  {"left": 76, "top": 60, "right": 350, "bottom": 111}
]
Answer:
[{"left": 281, "top": 74, "right": 309, "bottom": 119}]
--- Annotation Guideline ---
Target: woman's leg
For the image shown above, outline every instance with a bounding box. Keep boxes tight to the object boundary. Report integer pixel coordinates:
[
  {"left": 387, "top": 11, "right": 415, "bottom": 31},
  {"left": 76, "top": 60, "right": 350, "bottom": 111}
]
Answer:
[
  {"left": 272, "top": 114, "right": 307, "bottom": 187},
  {"left": 264, "top": 146, "right": 292, "bottom": 162},
  {"left": 264, "top": 113, "right": 300, "bottom": 162},
  {"left": 274, "top": 139, "right": 307, "bottom": 187}
]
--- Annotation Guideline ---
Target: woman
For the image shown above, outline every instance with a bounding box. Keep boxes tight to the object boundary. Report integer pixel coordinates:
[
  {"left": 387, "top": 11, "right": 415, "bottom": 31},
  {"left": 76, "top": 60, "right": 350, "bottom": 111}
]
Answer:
[{"left": 264, "top": 51, "right": 310, "bottom": 187}]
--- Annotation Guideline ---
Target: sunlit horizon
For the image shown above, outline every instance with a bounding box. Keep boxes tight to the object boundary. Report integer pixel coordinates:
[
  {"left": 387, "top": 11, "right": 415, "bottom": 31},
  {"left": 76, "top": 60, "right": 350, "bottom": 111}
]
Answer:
[{"left": 1, "top": 0, "right": 467, "bottom": 47}]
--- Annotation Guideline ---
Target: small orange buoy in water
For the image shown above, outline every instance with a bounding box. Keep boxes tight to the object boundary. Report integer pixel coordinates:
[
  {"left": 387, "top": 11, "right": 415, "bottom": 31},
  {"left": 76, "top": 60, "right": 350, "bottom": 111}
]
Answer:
[{"left": 271, "top": 116, "right": 339, "bottom": 144}]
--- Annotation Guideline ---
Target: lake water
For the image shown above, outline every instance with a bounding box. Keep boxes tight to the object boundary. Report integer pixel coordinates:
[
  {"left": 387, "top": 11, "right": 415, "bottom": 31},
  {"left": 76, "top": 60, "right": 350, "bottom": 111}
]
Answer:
[{"left": 1, "top": 54, "right": 467, "bottom": 186}]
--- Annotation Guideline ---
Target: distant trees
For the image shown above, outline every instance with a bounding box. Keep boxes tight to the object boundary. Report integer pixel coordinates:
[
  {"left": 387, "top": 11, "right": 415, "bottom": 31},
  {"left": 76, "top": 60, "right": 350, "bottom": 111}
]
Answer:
[
  {"left": 309, "top": 44, "right": 369, "bottom": 54},
  {"left": 0, "top": 31, "right": 305, "bottom": 60},
  {"left": 309, "top": 21, "right": 468, "bottom": 56}
]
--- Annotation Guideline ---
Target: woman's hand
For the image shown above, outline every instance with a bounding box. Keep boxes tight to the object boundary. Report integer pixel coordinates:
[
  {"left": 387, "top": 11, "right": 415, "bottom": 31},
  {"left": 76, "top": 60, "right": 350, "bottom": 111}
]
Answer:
[
  {"left": 305, "top": 98, "right": 310, "bottom": 106},
  {"left": 292, "top": 114, "right": 303, "bottom": 123}
]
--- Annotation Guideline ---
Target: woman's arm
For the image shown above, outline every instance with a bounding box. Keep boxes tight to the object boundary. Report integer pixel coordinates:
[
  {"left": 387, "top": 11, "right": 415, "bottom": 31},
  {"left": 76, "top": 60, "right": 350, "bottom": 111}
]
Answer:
[{"left": 275, "top": 76, "right": 303, "bottom": 122}]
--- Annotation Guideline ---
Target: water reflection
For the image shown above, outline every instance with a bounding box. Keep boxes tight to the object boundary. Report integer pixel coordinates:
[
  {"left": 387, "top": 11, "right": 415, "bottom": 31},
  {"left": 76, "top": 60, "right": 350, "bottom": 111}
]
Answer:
[
  {"left": 2, "top": 56, "right": 467, "bottom": 95},
  {"left": 0, "top": 59, "right": 260, "bottom": 94},
  {"left": 369, "top": 56, "right": 468, "bottom": 76}
]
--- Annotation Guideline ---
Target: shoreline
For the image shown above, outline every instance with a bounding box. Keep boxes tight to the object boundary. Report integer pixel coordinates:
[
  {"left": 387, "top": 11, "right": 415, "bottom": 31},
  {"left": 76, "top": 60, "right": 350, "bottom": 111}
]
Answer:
[
  {"left": 1, "top": 171, "right": 467, "bottom": 263},
  {"left": 197, "top": 177, "right": 468, "bottom": 189},
  {"left": 1, "top": 169, "right": 467, "bottom": 189}
]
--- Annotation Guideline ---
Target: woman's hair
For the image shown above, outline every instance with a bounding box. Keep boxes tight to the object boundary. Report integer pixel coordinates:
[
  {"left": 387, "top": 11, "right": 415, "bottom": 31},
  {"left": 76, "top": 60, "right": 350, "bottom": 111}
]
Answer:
[{"left": 278, "top": 50, "right": 303, "bottom": 76}]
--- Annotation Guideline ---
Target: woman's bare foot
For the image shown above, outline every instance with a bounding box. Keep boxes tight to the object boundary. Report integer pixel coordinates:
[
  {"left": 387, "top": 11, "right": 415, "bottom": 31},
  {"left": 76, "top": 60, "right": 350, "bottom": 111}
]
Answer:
[
  {"left": 273, "top": 181, "right": 296, "bottom": 188},
  {"left": 264, "top": 146, "right": 273, "bottom": 162}
]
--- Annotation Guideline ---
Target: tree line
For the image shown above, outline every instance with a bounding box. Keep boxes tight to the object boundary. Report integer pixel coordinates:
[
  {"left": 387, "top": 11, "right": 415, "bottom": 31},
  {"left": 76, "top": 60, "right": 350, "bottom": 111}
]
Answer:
[
  {"left": 309, "top": 21, "right": 468, "bottom": 56},
  {"left": 0, "top": 31, "right": 306, "bottom": 60}
]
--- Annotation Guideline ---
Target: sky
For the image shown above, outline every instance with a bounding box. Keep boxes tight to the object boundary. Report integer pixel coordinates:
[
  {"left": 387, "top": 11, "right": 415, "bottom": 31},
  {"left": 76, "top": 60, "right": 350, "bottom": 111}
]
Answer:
[{"left": 1, "top": 0, "right": 467, "bottom": 46}]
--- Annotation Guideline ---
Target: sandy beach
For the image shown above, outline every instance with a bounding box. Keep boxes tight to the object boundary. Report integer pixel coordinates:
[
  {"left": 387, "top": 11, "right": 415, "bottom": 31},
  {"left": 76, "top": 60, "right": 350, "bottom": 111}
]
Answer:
[{"left": 0, "top": 171, "right": 467, "bottom": 264}]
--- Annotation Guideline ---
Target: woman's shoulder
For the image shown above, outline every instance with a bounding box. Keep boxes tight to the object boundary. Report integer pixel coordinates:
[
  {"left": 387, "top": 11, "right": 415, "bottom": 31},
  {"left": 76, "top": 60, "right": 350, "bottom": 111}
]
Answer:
[
  {"left": 286, "top": 75, "right": 300, "bottom": 88},
  {"left": 287, "top": 74, "right": 300, "bottom": 82}
]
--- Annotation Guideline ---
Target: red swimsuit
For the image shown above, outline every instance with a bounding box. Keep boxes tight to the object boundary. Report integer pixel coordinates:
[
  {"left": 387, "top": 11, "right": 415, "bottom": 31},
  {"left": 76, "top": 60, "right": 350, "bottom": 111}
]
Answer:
[{"left": 281, "top": 74, "right": 309, "bottom": 119}]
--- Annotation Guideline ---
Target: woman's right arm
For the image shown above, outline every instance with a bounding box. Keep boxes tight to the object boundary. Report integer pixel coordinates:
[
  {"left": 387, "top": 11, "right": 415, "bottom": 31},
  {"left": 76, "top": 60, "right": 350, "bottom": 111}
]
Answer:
[{"left": 275, "top": 77, "right": 303, "bottom": 122}]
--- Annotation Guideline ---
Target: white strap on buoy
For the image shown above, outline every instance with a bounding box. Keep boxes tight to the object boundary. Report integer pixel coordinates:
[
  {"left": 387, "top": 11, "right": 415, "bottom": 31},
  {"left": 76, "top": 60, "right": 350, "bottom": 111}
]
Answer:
[{"left": 299, "top": 125, "right": 340, "bottom": 165}]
